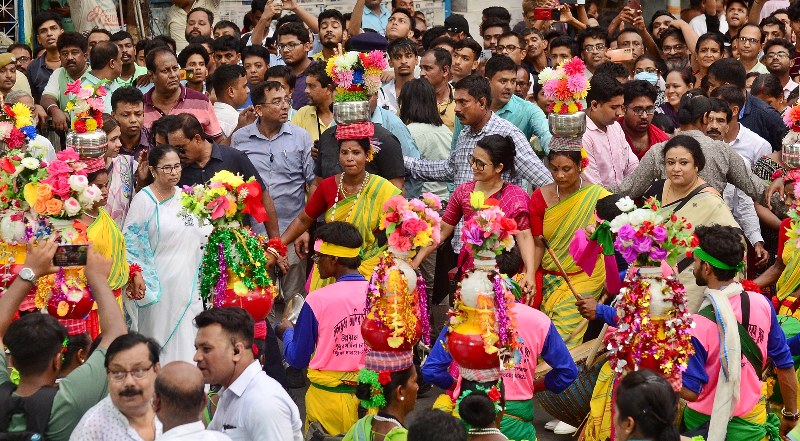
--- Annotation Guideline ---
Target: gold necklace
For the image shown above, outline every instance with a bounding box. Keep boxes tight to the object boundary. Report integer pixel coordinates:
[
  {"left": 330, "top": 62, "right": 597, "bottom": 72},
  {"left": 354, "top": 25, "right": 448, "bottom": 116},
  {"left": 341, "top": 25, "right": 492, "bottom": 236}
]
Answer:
[{"left": 329, "top": 172, "right": 369, "bottom": 222}]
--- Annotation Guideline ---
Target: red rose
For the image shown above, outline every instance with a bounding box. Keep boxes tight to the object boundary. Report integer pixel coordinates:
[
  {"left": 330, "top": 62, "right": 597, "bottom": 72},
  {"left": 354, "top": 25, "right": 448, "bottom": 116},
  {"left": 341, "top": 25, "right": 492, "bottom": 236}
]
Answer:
[
  {"left": 487, "top": 387, "right": 501, "bottom": 402},
  {"left": 4, "top": 104, "right": 14, "bottom": 118},
  {"left": 377, "top": 371, "right": 391, "bottom": 385},
  {"left": 0, "top": 157, "right": 15, "bottom": 174},
  {"left": 74, "top": 119, "right": 87, "bottom": 133},
  {"left": 385, "top": 211, "right": 400, "bottom": 223},
  {"left": 499, "top": 217, "right": 517, "bottom": 231},
  {"left": 690, "top": 235, "right": 699, "bottom": 247},
  {"left": 6, "top": 129, "right": 24, "bottom": 149}
]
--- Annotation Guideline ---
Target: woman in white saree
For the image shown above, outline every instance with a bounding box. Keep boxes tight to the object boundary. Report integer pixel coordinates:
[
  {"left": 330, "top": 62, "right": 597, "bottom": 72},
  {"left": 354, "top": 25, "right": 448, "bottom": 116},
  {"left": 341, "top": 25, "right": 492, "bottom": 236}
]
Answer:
[{"left": 122, "top": 144, "right": 211, "bottom": 364}]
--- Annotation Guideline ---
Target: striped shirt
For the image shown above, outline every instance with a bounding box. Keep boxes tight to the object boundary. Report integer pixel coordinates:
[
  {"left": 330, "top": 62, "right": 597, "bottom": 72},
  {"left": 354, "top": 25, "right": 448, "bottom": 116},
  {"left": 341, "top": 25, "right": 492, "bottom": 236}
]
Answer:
[{"left": 143, "top": 85, "right": 223, "bottom": 139}]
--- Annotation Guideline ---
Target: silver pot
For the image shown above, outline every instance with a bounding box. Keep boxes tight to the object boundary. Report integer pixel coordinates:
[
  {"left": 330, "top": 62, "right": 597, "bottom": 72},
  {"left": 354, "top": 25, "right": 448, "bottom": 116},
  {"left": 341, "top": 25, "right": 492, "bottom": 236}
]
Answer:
[
  {"left": 66, "top": 129, "right": 107, "bottom": 158},
  {"left": 548, "top": 111, "right": 587, "bottom": 138},
  {"left": 333, "top": 101, "right": 371, "bottom": 124},
  {"left": 784, "top": 142, "right": 800, "bottom": 169}
]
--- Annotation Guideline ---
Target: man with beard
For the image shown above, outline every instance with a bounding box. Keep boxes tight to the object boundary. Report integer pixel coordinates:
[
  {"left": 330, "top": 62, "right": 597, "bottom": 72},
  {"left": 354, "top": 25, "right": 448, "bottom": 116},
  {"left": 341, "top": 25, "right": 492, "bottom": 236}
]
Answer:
[
  {"left": 707, "top": 58, "right": 786, "bottom": 151},
  {"left": 763, "top": 38, "right": 798, "bottom": 98},
  {"left": 737, "top": 24, "right": 769, "bottom": 74},
  {"left": 618, "top": 80, "right": 669, "bottom": 160},
  {"left": 112, "top": 31, "right": 148, "bottom": 88},
  {"left": 185, "top": 8, "right": 214, "bottom": 43},
  {"left": 111, "top": 87, "right": 148, "bottom": 157},
  {"left": 658, "top": 28, "right": 691, "bottom": 70},
  {"left": 578, "top": 27, "right": 608, "bottom": 77},
  {"left": 380, "top": 38, "right": 418, "bottom": 113},
  {"left": 41, "top": 32, "right": 89, "bottom": 132},
  {"left": 682, "top": 224, "right": 797, "bottom": 440},
  {"left": 276, "top": 22, "right": 313, "bottom": 110},
  {"left": 72, "top": 333, "right": 163, "bottom": 440},
  {"left": 167, "top": 0, "right": 220, "bottom": 52},
  {"left": 291, "top": 61, "right": 334, "bottom": 142},
  {"left": 28, "top": 12, "right": 64, "bottom": 102},
  {"left": 312, "top": 9, "right": 345, "bottom": 62}
]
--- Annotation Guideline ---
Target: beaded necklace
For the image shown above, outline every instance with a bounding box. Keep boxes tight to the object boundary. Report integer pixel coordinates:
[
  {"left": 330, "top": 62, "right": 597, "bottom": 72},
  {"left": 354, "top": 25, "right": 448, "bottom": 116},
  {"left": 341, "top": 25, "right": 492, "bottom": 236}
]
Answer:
[{"left": 328, "top": 172, "right": 370, "bottom": 222}]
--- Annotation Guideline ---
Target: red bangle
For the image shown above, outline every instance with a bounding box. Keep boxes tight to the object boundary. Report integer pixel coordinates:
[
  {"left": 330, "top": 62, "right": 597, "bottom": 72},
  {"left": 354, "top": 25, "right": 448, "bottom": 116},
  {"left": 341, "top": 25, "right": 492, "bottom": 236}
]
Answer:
[
  {"left": 129, "top": 263, "right": 142, "bottom": 281},
  {"left": 267, "top": 238, "right": 287, "bottom": 257}
]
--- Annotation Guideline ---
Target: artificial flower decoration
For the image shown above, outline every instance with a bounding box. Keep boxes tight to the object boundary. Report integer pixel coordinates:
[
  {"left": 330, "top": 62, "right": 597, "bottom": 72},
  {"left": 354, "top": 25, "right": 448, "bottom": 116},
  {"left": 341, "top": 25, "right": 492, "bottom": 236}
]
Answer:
[
  {"left": 181, "top": 170, "right": 268, "bottom": 229},
  {"left": 0, "top": 102, "right": 38, "bottom": 149},
  {"left": 538, "top": 57, "right": 590, "bottom": 115},
  {"left": 380, "top": 193, "right": 442, "bottom": 254},
  {"left": 22, "top": 148, "right": 102, "bottom": 219},
  {"left": 64, "top": 79, "right": 107, "bottom": 133},
  {"left": 0, "top": 149, "right": 48, "bottom": 211},
  {"left": 325, "top": 50, "right": 388, "bottom": 102},
  {"left": 461, "top": 191, "right": 519, "bottom": 257},
  {"left": 609, "top": 196, "right": 696, "bottom": 267}
]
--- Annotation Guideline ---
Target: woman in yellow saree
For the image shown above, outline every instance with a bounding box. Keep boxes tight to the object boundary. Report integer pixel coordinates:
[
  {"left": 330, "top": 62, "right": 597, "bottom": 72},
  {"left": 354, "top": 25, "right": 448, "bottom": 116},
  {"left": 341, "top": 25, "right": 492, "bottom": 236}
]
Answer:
[
  {"left": 530, "top": 149, "right": 609, "bottom": 348},
  {"left": 281, "top": 122, "right": 401, "bottom": 291}
]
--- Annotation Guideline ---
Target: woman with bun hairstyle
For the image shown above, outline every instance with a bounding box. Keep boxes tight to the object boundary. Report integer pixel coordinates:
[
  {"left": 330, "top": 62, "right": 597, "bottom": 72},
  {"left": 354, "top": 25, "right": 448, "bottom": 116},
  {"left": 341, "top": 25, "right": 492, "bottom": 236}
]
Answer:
[
  {"left": 344, "top": 365, "right": 418, "bottom": 441},
  {"left": 457, "top": 380, "right": 507, "bottom": 440},
  {"left": 614, "top": 369, "right": 680, "bottom": 441}
]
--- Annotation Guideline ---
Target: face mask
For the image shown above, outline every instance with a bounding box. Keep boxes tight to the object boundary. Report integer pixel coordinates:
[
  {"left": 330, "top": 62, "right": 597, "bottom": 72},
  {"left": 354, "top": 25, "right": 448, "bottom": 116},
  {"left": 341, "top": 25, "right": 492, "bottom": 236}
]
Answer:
[{"left": 635, "top": 71, "right": 659, "bottom": 86}]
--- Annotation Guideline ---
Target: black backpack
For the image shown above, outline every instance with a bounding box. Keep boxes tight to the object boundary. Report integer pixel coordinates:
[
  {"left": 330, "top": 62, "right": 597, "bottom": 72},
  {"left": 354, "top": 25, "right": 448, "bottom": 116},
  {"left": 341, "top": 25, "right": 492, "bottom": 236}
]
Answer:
[{"left": 0, "top": 382, "right": 58, "bottom": 441}]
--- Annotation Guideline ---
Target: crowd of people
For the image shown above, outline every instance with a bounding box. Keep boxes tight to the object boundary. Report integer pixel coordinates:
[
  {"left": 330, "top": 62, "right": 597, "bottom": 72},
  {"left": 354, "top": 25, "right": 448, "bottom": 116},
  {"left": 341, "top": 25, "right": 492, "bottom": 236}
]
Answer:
[{"left": 3, "top": 0, "right": 800, "bottom": 439}]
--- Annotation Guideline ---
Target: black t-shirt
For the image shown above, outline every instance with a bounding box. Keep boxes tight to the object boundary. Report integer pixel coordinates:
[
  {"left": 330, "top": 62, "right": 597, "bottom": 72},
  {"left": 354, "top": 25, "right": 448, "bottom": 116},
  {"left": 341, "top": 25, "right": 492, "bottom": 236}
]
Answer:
[
  {"left": 179, "top": 142, "right": 267, "bottom": 189},
  {"left": 314, "top": 124, "right": 406, "bottom": 180}
]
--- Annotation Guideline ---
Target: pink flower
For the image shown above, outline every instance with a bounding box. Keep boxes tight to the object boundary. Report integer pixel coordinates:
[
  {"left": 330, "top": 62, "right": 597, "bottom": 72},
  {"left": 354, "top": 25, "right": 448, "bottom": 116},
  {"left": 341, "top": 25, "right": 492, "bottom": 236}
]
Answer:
[
  {"left": 382, "top": 195, "right": 407, "bottom": 213},
  {"left": 76, "top": 87, "right": 93, "bottom": 100},
  {"left": 65, "top": 80, "right": 82, "bottom": 95},
  {"left": 208, "top": 195, "right": 230, "bottom": 220},
  {"left": 388, "top": 232, "right": 412, "bottom": 251},
  {"left": 46, "top": 160, "right": 73, "bottom": 177},
  {"left": 87, "top": 97, "right": 105, "bottom": 112},
  {"left": 408, "top": 199, "right": 426, "bottom": 211},
  {"left": 44, "top": 175, "right": 72, "bottom": 198},
  {"left": 543, "top": 80, "right": 559, "bottom": 98},
  {"left": 421, "top": 192, "right": 442, "bottom": 210},
  {"left": 567, "top": 74, "right": 588, "bottom": 93},
  {"left": 563, "top": 57, "right": 586, "bottom": 76},
  {"left": 401, "top": 218, "right": 428, "bottom": 236},
  {"left": 96, "top": 85, "right": 107, "bottom": 97},
  {"left": 56, "top": 148, "right": 80, "bottom": 162}
]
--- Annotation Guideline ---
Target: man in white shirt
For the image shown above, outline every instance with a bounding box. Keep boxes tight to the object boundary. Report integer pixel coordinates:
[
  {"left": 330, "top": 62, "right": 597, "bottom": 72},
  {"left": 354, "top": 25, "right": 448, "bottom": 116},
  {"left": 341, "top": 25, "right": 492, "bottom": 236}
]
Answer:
[
  {"left": 194, "top": 308, "right": 303, "bottom": 441},
  {"left": 71, "top": 333, "right": 163, "bottom": 441},
  {"left": 212, "top": 64, "right": 250, "bottom": 137},
  {"left": 709, "top": 85, "right": 772, "bottom": 167},
  {"left": 154, "top": 361, "right": 231, "bottom": 441}
]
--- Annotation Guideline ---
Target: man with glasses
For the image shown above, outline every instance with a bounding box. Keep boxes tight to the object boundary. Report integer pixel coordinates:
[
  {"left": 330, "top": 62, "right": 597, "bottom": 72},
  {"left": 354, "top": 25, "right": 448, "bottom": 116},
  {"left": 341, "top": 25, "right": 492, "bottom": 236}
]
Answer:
[
  {"left": 7, "top": 43, "right": 32, "bottom": 74},
  {"left": 276, "top": 22, "right": 313, "bottom": 110},
  {"left": 496, "top": 31, "right": 527, "bottom": 66},
  {"left": 72, "top": 333, "right": 163, "bottom": 440},
  {"left": 658, "top": 28, "right": 690, "bottom": 70},
  {"left": 764, "top": 38, "right": 798, "bottom": 98},
  {"left": 618, "top": 80, "right": 669, "bottom": 160},
  {"left": 578, "top": 27, "right": 609, "bottom": 77},
  {"left": 0, "top": 242, "right": 126, "bottom": 441},
  {"left": 737, "top": 24, "right": 769, "bottom": 74}
]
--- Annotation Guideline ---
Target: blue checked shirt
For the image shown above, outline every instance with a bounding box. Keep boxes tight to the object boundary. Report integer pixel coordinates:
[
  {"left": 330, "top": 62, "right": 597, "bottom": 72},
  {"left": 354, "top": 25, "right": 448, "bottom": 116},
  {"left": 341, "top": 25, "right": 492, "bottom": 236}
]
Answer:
[{"left": 404, "top": 113, "right": 553, "bottom": 252}]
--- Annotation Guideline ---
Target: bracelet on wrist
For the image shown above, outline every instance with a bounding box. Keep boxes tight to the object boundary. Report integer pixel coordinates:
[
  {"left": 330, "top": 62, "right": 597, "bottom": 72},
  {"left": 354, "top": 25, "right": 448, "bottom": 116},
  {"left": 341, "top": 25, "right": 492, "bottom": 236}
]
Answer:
[
  {"left": 782, "top": 407, "right": 800, "bottom": 421},
  {"left": 267, "top": 238, "right": 288, "bottom": 257}
]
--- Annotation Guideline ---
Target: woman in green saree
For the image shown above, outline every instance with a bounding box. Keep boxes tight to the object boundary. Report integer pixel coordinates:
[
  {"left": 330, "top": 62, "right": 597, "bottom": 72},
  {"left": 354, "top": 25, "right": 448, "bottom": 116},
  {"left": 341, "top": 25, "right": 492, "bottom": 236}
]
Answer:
[{"left": 343, "top": 365, "right": 418, "bottom": 441}]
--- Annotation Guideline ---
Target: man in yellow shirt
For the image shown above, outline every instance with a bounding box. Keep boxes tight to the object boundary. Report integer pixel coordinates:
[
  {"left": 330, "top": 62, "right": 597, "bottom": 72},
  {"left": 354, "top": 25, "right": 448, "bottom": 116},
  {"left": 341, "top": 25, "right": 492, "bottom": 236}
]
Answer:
[{"left": 291, "top": 61, "right": 334, "bottom": 142}]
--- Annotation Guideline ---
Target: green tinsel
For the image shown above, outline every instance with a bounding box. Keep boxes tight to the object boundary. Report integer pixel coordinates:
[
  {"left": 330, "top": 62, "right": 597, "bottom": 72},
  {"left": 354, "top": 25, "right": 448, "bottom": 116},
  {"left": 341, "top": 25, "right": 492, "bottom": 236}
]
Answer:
[
  {"left": 357, "top": 368, "right": 387, "bottom": 409},
  {"left": 199, "top": 227, "right": 272, "bottom": 305},
  {"left": 334, "top": 91, "right": 368, "bottom": 102}
]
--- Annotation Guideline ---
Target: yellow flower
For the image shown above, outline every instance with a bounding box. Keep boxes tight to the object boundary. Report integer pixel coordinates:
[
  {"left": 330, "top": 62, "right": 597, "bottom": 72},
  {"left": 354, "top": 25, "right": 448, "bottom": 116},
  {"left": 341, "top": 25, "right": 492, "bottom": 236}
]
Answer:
[
  {"left": 211, "top": 170, "right": 244, "bottom": 188},
  {"left": 11, "top": 103, "right": 32, "bottom": 128},
  {"left": 65, "top": 102, "right": 74, "bottom": 112},
  {"left": 567, "top": 102, "right": 579, "bottom": 114},
  {"left": 57, "top": 300, "right": 69, "bottom": 317},
  {"left": 470, "top": 191, "right": 486, "bottom": 210},
  {"left": 85, "top": 118, "right": 97, "bottom": 132}
]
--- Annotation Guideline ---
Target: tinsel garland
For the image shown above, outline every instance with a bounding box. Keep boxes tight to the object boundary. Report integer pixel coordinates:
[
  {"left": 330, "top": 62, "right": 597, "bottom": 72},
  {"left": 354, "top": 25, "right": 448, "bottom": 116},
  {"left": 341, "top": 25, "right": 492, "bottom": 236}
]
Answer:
[
  {"left": 198, "top": 227, "right": 271, "bottom": 306},
  {"left": 606, "top": 270, "right": 694, "bottom": 381},
  {"left": 415, "top": 272, "right": 431, "bottom": 346},
  {"left": 365, "top": 252, "right": 425, "bottom": 348},
  {"left": 357, "top": 368, "right": 388, "bottom": 409}
]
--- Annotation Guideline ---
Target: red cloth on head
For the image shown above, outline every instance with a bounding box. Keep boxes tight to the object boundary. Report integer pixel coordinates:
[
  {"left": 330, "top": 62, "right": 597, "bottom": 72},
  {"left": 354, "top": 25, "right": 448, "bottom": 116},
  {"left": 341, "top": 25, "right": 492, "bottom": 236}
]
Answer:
[
  {"left": 81, "top": 158, "right": 106, "bottom": 174},
  {"left": 336, "top": 122, "right": 375, "bottom": 141},
  {"left": 59, "top": 318, "right": 88, "bottom": 336}
]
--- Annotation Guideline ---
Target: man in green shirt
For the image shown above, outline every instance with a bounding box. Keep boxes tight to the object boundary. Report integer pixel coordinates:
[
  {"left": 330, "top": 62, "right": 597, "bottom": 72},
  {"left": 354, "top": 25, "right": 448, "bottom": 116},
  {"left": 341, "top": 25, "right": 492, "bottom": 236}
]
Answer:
[
  {"left": 0, "top": 240, "right": 127, "bottom": 440},
  {"left": 111, "top": 31, "right": 148, "bottom": 89}
]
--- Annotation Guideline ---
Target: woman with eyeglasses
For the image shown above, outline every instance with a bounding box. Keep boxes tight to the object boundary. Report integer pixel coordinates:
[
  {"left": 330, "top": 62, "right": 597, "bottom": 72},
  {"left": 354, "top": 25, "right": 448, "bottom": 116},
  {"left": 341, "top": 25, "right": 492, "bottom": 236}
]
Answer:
[
  {"left": 658, "top": 67, "right": 695, "bottom": 128},
  {"left": 122, "top": 144, "right": 211, "bottom": 364},
  {"left": 411, "top": 134, "right": 536, "bottom": 293},
  {"left": 693, "top": 32, "right": 725, "bottom": 86}
]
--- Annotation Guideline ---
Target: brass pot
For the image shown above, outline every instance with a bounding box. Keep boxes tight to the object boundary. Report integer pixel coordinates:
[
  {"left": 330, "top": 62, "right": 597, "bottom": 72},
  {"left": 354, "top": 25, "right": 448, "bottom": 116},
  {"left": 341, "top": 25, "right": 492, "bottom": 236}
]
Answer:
[
  {"left": 66, "top": 129, "right": 107, "bottom": 158},
  {"left": 333, "top": 101, "right": 370, "bottom": 124},
  {"left": 548, "top": 111, "right": 587, "bottom": 138}
]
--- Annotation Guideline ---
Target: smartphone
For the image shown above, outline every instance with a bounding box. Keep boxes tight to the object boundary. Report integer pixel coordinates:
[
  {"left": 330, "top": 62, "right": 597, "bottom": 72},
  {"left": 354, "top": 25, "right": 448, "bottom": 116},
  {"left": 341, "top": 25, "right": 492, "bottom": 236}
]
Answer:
[
  {"left": 480, "top": 49, "right": 493, "bottom": 61},
  {"left": 607, "top": 48, "right": 634, "bottom": 62},
  {"left": 562, "top": 0, "right": 586, "bottom": 4},
  {"left": 179, "top": 68, "right": 194, "bottom": 81},
  {"left": 53, "top": 245, "right": 88, "bottom": 267},
  {"left": 626, "top": 0, "right": 641, "bottom": 13},
  {"left": 534, "top": 8, "right": 561, "bottom": 20}
]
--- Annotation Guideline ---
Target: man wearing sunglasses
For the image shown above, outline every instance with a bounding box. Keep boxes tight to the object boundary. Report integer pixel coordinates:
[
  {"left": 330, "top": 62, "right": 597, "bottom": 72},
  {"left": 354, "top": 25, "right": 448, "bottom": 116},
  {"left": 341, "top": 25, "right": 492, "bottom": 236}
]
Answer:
[{"left": 618, "top": 80, "right": 669, "bottom": 160}]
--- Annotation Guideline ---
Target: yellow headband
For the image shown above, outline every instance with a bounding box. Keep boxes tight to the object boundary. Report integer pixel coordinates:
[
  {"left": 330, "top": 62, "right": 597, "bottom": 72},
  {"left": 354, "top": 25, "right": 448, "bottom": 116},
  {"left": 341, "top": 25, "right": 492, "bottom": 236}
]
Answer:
[{"left": 317, "top": 240, "right": 360, "bottom": 258}]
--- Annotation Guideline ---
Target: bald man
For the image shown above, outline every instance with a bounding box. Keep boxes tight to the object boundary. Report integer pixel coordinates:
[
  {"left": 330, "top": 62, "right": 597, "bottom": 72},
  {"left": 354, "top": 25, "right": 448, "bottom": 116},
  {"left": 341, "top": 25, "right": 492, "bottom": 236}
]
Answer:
[{"left": 153, "top": 361, "right": 231, "bottom": 440}]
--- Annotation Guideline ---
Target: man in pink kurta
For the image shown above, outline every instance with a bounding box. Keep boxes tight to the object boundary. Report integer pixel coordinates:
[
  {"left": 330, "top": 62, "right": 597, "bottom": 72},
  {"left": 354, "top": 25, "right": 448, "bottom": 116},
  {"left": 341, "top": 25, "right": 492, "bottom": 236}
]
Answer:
[{"left": 581, "top": 74, "right": 640, "bottom": 187}]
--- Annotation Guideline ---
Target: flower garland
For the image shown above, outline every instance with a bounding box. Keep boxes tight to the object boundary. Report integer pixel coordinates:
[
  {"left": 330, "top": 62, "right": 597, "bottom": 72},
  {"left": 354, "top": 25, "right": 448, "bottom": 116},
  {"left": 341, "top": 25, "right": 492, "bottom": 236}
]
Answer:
[
  {"left": 538, "top": 57, "right": 590, "bottom": 115},
  {"left": 356, "top": 368, "right": 392, "bottom": 409},
  {"left": 605, "top": 269, "right": 694, "bottom": 382},
  {"left": 0, "top": 102, "right": 38, "bottom": 149},
  {"left": 199, "top": 228, "right": 273, "bottom": 307},
  {"left": 64, "top": 79, "right": 107, "bottom": 133},
  {"left": 325, "top": 50, "right": 388, "bottom": 102}
]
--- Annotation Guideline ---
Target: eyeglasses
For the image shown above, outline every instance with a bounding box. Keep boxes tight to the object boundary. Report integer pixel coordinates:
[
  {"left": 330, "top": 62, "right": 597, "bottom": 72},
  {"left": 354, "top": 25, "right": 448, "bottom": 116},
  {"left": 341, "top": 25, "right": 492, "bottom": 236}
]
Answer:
[
  {"left": 155, "top": 164, "right": 182, "bottom": 174},
  {"left": 583, "top": 43, "right": 606, "bottom": 53},
  {"left": 468, "top": 155, "right": 489, "bottom": 171},
  {"left": 662, "top": 44, "right": 685, "bottom": 54},
  {"left": 15, "top": 56, "right": 29, "bottom": 63},
  {"left": 737, "top": 36, "right": 759, "bottom": 46},
  {"left": 765, "top": 51, "right": 790, "bottom": 59},
  {"left": 311, "top": 253, "right": 328, "bottom": 263},
  {"left": 496, "top": 44, "right": 520, "bottom": 53},
  {"left": 628, "top": 106, "right": 656, "bottom": 116},
  {"left": 107, "top": 363, "right": 154, "bottom": 382},
  {"left": 277, "top": 42, "right": 304, "bottom": 52},
  {"left": 634, "top": 67, "right": 658, "bottom": 74},
  {"left": 261, "top": 97, "right": 293, "bottom": 107}
]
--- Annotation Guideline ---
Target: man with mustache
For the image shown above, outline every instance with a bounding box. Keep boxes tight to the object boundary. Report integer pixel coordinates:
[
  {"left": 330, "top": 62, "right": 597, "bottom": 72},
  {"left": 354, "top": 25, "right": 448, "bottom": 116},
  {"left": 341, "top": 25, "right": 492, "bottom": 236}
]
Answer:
[
  {"left": 618, "top": 80, "right": 669, "bottom": 160},
  {"left": 72, "top": 333, "right": 163, "bottom": 440},
  {"left": 111, "top": 31, "right": 148, "bottom": 89},
  {"left": 311, "top": 9, "right": 346, "bottom": 62},
  {"left": 185, "top": 8, "right": 214, "bottom": 43},
  {"left": 40, "top": 31, "right": 89, "bottom": 132}
]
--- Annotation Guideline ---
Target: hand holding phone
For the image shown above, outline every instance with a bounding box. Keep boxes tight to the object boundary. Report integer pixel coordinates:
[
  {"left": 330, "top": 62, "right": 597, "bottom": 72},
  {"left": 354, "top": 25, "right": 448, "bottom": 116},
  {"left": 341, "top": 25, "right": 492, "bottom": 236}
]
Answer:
[
  {"left": 607, "top": 48, "right": 634, "bottom": 62},
  {"left": 534, "top": 7, "right": 561, "bottom": 21},
  {"left": 53, "top": 244, "right": 88, "bottom": 267}
]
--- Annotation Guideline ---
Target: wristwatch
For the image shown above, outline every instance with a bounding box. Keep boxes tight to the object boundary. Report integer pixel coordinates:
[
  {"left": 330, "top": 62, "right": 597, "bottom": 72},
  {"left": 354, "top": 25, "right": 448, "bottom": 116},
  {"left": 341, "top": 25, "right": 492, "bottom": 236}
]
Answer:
[
  {"left": 782, "top": 407, "right": 800, "bottom": 421},
  {"left": 18, "top": 267, "right": 36, "bottom": 284}
]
